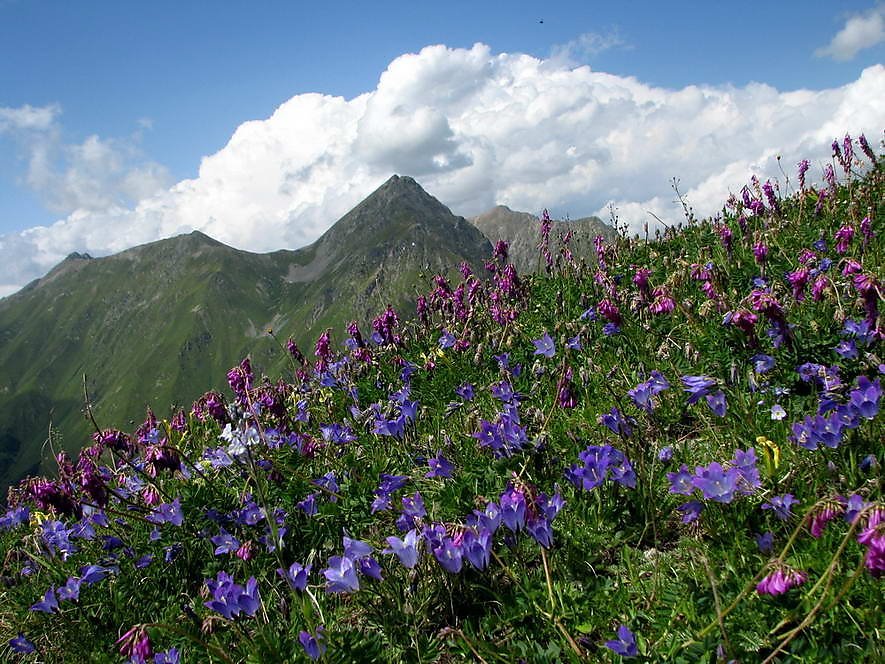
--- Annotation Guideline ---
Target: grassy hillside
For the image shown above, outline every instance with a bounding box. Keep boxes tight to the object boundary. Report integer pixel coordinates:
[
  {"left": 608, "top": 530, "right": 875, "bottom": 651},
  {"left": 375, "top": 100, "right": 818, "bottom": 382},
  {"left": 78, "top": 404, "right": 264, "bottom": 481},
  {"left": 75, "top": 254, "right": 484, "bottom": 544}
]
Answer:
[
  {"left": 0, "top": 176, "right": 491, "bottom": 492},
  {"left": 0, "top": 137, "right": 881, "bottom": 663}
]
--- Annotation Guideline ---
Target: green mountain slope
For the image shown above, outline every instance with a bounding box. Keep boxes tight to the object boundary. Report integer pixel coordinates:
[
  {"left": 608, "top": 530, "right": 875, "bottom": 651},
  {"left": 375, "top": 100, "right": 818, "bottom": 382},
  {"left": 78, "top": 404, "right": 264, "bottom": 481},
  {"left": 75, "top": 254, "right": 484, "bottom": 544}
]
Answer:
[{"left": 0, "top": 175, "right": 492, "bottom": 491}]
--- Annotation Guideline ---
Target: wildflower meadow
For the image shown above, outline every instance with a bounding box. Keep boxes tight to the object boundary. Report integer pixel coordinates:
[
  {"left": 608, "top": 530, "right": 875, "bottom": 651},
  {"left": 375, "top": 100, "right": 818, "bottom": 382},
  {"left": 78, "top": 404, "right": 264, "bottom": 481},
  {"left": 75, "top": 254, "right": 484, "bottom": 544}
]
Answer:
[{"left": 1, "top": 135, "right": 882, "bottom": 662}]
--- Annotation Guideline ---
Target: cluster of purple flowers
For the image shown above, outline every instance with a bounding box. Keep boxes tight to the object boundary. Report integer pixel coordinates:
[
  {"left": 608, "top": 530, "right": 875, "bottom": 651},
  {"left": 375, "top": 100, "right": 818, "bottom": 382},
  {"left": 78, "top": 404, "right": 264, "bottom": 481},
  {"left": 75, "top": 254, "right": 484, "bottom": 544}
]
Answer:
[
  {"left": 566, "top": 444, "right": 636, "bottom": 491},
  {"left": 371, "top": 473, "right": 409, "bottom": 513},
  {"left": 668, "top": 448, "right": 761, "bottom": 521},
  {"left": 322, "top": 482, "right": 565, "bottom": 587},
  {"left": 370, "top": 386, "right": 419, "bottom": 439},
  {"left": 627, "top": 371, "right": 670, "bottom": 413},
  {"left": 204, "top": 571, "right": 261, "bottom": 619},
  {"left": 681, "top": 375, "right": 727, "bottom": 417},
  {"left": 789, "top": 374, "right": 881, "bottom": 450},
  {"left": 30, "top": 562, "right": 114, "bottom": 614},
  {"left": 472, "top": 391, "right": 528, "bottom": 458},
  {"left": 0, "top": 504, "right": 29, "bottom": 531}
]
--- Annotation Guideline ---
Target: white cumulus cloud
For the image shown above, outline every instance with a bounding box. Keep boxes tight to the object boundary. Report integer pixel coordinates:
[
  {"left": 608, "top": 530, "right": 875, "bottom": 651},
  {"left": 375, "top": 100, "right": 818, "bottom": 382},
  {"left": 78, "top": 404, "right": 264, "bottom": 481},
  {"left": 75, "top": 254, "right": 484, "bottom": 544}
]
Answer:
[
  {"left": 1, "top": 103, "right": 172, "bottom": 216},
  {"left": 1, "top": 43, "right": 884, "bottom": 296},
  {"left": 816, "top": 4, "right": 885, "bottom": 61}
]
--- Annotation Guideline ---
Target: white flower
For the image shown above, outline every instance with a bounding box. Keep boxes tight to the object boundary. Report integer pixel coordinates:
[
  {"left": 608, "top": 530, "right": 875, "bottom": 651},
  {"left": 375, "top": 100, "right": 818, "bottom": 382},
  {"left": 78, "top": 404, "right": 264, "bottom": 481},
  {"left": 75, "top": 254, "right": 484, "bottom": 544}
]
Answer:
[{"left": 219, "top": 423, "right": 235, "bottom": 442}]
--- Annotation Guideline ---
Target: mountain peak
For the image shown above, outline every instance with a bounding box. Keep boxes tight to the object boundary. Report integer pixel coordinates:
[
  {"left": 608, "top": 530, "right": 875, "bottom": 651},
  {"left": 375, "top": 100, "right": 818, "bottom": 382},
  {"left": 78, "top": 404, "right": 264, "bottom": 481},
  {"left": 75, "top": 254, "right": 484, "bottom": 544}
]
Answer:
[
  {"left": 374, "top": 174, "right": 430, "bottom": 200},
  {"left": 381, "top": 174, "right": 418, "bottom": 187},
  {"left": 180, "top": 229, "right": 223, "bottom": 247}
]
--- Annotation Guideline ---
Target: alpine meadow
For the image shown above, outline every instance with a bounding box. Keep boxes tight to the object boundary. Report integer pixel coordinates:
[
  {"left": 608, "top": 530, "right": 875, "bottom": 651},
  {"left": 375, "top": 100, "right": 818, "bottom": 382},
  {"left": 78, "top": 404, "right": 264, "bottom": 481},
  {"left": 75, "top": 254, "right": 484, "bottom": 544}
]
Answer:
[{"left": 0, "top": 134, "right": 882, "bottom": 663}]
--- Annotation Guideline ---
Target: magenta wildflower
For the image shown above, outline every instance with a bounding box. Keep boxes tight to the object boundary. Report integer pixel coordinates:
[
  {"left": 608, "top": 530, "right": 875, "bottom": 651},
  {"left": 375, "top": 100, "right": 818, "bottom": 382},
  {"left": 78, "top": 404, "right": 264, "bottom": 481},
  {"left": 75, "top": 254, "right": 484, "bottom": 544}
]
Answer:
[
  {"left": 834, "top": 225, "right": 854, "bottom": 254},
  {"left": 116, "top": 625, "right": 152, "bottom": 662},
  {"left": 633, "top": 267, "right": 652, "bottom": 299},
  {"left": 593, "top": 232, "right": 606, "bottom": 268},
  {"left": 717, "top": 223, "right": 733, "bottom": 253},
  {"left": 786, "top": 267, "right": 811, "bottom": 301},
  {"left": 753, "top": 242, "right": 768, "bottom": 264},
  {"left": 691, "top": 262, "right": 713, "bottom": 281},
  {"left": 809, "top": 499, "right": 845, "bottom": 538},
  {"left": 762, "top": 180, "right": 779, "bottom": 213},
  {"left": 852, "top": 272, "right": 880, "bottom": 324},
  {"left": 226, "top": 358, "right": 253, "bottom": 401},
  {"left": 416, "top": 295, "right": 429, "bottom": 325},
  {"left": 841, "top": 133, "right": 854, "bottom": 173},
  {"left": 286, "top": 338, "right": 306, "bottom": 365},
  {"left": 597, "top": 298, "right": 622, "bottom": 326},
  {"left": 726, "top": 309, "right": 759, "bottom": 341},
  {"left": 824, "top": 163, "right": 837, "bottom": 192},
  {"left": 493, "top": 239, "right": 509, "bottom": 262},
  {"left": 797, "top": 159, "right": 810, "bottom": 190},
  {"left": 649, "top": 287, "right": 676, "bottom": 314},
  {"left": 556, "top": 367, "right": 577, "bottom": 409},
  {"left": 811, "top": 276, "right": 828, "bottom": 301},
  {"left": 857, "top": 507, "right": 884, "bottom": 577},
  {"left": 860, "top": 215, "right": 873, "bottom": 247},
  {"left": 699, "top": 280, "right": 719, "bottom": 302},
  {"left": 756, "top": 565, "right": 807, "bottom": 596}
]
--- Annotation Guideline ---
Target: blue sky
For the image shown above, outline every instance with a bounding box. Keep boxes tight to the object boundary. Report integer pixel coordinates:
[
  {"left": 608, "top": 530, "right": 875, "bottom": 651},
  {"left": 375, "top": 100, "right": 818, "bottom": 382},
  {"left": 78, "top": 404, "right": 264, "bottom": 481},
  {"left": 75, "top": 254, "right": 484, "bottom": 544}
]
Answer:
[{"left": 0, "top": 0, "right": 883, "bottom": 293}]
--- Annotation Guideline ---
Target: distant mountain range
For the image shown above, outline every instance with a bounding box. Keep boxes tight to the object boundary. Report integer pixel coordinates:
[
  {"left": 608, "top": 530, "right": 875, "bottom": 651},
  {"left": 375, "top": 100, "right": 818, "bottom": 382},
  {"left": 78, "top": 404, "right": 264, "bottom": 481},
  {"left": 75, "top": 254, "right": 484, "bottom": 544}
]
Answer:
[
  {"left": 470, "top": 205, "right": 614, "bottom": 275},
  {"left": 0, "top": 176, "right": 612, "bottom": 493}
]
